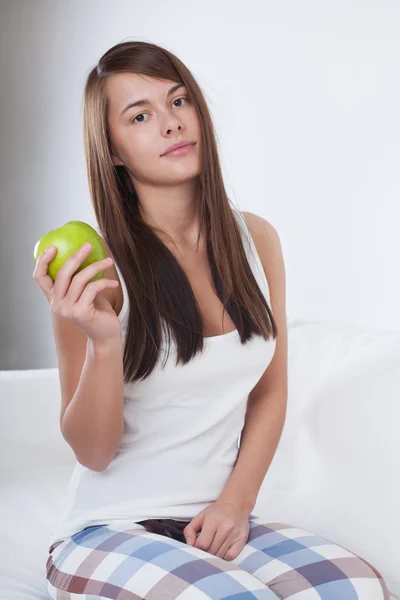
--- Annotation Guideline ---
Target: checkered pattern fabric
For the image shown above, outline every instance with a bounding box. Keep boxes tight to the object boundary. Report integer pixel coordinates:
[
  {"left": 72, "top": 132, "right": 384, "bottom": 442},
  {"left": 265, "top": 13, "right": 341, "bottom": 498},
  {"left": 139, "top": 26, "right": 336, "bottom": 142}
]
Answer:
[{"left": 46, "top": 516, "right": 389, "bottom": 599}]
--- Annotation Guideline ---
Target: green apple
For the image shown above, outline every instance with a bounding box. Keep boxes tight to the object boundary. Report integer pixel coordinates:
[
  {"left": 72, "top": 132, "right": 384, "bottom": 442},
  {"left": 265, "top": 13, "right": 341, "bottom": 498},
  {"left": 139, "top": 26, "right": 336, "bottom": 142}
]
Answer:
[{"left": 33, "top": 221, "right": 107, "bottom": 283}]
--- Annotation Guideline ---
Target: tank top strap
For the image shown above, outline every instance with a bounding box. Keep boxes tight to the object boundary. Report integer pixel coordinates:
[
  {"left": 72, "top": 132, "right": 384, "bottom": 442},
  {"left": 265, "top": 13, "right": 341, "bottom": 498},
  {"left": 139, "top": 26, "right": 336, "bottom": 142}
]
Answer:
[
  {"left": 232, "top": 209, "right": 271, "bottom": 303},
  {"left": 112, "top": 260, "right": 130, "bottom": 323}
]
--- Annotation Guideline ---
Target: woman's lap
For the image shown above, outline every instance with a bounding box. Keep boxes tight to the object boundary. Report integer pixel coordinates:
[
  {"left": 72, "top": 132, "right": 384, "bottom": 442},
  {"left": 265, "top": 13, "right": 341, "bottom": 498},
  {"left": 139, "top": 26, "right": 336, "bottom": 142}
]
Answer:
[{"left": 46, "top": 517, "right": 389, "bottom": 599}]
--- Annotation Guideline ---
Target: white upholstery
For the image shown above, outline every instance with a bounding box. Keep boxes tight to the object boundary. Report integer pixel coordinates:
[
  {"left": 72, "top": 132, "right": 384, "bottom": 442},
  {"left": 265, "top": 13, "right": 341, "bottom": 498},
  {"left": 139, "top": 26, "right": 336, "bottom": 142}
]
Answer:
[{"left": 0, "top": 320, "right": 399, "bottom": 599}]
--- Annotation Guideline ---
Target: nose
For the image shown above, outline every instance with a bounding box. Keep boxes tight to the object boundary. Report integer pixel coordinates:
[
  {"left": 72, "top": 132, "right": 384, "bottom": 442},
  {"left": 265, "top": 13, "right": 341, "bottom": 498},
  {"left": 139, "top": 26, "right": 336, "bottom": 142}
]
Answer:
[
  {"left": 166, "top": 124, "right": 182, "bottom": 135},
  {"left": 163, "top": 111, "right": 183, "bottom": 135}
]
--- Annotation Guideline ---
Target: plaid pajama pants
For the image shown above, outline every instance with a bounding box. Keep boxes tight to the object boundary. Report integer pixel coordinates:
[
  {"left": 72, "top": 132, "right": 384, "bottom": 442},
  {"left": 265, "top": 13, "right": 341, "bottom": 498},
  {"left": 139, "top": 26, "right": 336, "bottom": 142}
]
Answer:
[{"left": 46, "top": 516, "right": 389, "bottom": 599}]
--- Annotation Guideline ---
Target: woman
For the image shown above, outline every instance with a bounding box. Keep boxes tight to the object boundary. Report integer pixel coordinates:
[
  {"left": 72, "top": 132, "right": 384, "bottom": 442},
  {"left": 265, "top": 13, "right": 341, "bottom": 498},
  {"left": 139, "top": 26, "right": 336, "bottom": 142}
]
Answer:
[{"left": 34, "top": 41, "right": 389, "bottom": 599}]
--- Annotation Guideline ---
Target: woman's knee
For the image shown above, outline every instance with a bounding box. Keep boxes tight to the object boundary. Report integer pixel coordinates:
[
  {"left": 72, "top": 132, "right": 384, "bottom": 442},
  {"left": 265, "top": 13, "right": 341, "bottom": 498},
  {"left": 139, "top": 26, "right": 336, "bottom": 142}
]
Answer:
[{"left": 231, "top": 518, "right": 389, "bottom": 599}]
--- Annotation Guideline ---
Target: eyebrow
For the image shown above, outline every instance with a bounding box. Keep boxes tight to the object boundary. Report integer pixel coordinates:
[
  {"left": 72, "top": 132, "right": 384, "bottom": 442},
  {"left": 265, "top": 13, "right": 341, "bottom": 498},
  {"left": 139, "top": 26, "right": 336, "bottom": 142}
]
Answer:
[{"left": 120, "top": 83, "right": 186, "bottom": 116}]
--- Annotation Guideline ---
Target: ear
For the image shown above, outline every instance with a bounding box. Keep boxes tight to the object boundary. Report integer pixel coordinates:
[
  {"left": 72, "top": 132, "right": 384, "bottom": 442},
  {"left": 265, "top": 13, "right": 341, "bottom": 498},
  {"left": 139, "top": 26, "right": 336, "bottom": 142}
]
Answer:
[
  {"left": 111, "top": 152, "right": 124, "bottom": 167},
  {"left": 110, "top": 141, "right": 124, "bottom": 167}
]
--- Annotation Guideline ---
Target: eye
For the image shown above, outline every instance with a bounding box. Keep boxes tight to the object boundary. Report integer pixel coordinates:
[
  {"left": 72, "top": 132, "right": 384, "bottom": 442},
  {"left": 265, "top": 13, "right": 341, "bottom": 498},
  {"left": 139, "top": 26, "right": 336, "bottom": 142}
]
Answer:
[
  {"left": 131, "top": 113, "right": 149, "bottom": 125},
  {"left": 173, "top": 97, "right": 188, "bottom": 108},
  {"left": 130, "top": 98, "right": 188, "bottom": 125}
]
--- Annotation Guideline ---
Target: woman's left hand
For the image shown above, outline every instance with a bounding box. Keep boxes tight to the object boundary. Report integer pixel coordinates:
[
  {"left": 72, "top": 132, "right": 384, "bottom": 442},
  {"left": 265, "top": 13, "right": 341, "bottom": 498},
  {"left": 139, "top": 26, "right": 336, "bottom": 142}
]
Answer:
[{"left": 183, "top": 498, "right": 251, "bottom": 561}]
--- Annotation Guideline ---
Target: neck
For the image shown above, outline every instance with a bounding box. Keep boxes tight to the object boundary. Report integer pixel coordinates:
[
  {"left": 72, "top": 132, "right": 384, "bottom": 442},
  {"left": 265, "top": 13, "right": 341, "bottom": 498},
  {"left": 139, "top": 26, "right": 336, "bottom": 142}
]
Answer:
[{"left": 136, "top": 179, "right": 203, "bottom": 246}]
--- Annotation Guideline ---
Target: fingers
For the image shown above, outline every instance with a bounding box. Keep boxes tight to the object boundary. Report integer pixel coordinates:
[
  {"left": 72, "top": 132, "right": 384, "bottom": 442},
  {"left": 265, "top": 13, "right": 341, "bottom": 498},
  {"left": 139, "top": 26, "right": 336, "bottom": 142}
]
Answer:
[
  {"left": 194, "top": 524, "right": 216, "bottom": 552},
  {"left": 32, "top": 245, "right": 57, "bottom": 302},
  {"left": 209, "top": 529, "right": 231, "bottom": 557},
  {"left": 222, "top": 539, "right": 245, "bottom": 561},
  {"left": 215, "top": 536, "right": 236, "bottom": 559},
  {"left": 33, "top": 243, "right": 115, "bottom": 312},
  {"left": 75, "top": 278, "right": 119, "bottom": 313},
  {"left": 53, "top": 243, "right": 94, "bottom": 300},
  {"left": 64, "top": 256, "right": 114, "bottom": 306},
  {"left": 183, "top": 523, "right": 197, "bottom": 545},
  {"left": 184, "top": 513, "right": 205, "bottom": 546}
]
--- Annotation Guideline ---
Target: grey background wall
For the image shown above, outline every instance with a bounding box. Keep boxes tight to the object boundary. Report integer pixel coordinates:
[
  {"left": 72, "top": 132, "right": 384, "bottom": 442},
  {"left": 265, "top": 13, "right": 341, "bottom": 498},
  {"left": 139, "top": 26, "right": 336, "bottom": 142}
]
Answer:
[{"left": 1, "top": 0, "right": 399, "bottom": 369}]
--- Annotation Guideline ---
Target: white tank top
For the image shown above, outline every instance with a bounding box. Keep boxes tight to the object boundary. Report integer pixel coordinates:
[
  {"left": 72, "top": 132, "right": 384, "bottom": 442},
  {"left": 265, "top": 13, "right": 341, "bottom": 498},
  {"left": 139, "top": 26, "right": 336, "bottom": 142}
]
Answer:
[{"left": 48, "top": 210, "right": 276, "bottom": 547}]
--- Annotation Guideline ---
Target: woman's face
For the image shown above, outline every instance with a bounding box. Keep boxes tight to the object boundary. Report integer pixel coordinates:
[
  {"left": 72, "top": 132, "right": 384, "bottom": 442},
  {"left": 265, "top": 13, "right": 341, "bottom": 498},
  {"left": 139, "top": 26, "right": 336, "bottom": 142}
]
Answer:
[{"left": 107, "top": 73, "right": 202, "bottom": 185}]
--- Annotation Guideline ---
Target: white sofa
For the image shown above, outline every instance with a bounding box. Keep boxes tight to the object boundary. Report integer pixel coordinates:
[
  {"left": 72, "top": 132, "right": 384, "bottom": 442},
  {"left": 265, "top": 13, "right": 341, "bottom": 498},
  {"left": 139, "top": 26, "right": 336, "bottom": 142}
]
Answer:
[{"left": 1, "top": 320, "right": 399, "bottom": 599}]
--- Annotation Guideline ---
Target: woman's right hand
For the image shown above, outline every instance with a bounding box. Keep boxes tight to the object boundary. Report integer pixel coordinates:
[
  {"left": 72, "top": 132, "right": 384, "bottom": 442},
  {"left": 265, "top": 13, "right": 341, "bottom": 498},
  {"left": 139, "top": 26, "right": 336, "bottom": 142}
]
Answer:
[{"left": 33, "top": 242, "right": 122, "bottom": 344}]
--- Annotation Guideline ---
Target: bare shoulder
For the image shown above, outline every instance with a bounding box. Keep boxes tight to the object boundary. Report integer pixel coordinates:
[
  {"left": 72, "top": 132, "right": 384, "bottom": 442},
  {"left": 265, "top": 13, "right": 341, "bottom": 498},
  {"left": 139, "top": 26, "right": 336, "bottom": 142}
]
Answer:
[
  {"left": 99, "top": 236, "right": 123, "bottom": 314},
  {"left": 241, "top": 210, "right": 287, "bottom": 320},
  {"left": 241, "top": 211, "right": 283, "bottom": 273}
]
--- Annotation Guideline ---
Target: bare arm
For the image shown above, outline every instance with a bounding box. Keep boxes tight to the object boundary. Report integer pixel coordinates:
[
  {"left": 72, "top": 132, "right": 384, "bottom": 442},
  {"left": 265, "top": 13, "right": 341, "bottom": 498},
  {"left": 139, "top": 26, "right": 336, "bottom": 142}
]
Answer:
[
  {"left": 60, "top": 334, "right": 124, "bottom": 472},
  {"left": 33, "top": 237, "right": 125, "bottom": 472}
]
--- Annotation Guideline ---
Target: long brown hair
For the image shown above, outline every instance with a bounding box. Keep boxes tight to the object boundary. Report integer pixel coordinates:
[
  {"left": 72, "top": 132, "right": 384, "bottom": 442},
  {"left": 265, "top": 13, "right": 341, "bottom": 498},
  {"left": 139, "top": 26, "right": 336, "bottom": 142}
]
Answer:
[{"left": 83, "top": 40, "right": 278, "bottom": 384}]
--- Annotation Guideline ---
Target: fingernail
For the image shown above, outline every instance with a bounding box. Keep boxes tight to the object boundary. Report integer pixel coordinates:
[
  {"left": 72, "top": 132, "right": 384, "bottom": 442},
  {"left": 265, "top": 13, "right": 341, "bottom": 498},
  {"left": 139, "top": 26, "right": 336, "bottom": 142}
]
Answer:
[
  {"left": 45, "top": 246, "right": 55, "bottom": 253},
  {"left": 186, "top": 537, "right": 192, "bottom": 545},
  {"left": 82, "top": 242, "right": 91, "bottom": 251}
]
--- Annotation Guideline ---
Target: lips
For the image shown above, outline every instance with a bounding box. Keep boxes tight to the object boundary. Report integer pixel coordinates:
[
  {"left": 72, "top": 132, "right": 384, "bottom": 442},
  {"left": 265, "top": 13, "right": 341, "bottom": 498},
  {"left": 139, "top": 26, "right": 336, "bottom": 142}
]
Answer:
[{"left": 162, "top": 141, "right": 195, "bottom": 156}]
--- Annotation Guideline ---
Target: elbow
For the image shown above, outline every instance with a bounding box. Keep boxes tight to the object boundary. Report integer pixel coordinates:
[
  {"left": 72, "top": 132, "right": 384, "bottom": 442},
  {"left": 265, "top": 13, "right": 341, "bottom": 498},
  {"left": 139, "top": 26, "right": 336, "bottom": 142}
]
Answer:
[
  {"left": 62, "top": 425, "right": 121, "bottom": 472},
  {"left": 88, "top": 462, "right": 110, "bottom": 473},
  {"left": 78, "top": 453, "right": 112, "bottom": 472},
  {"left": 75, "top": 446, "right": 118, "bottom": 472}
]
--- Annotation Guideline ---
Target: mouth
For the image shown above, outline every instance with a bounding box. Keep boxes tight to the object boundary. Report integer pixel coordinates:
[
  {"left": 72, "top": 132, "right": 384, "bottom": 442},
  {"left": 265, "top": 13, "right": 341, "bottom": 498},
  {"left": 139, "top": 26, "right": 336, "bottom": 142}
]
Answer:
[{"left": 162, "top": 142, "right": 196, "bottom": 157}]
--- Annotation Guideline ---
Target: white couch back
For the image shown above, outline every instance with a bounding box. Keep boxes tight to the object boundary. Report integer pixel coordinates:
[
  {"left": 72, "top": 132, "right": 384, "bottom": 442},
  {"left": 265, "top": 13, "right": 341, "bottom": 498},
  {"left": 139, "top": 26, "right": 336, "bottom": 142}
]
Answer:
[{"left": 1, "top": 320, "right": 399, "bottom": 598}]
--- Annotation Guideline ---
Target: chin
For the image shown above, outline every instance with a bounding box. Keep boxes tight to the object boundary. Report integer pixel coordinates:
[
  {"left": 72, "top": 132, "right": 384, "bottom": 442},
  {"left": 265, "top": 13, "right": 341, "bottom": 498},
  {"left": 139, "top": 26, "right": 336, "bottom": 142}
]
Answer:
[{"left": 159, "top": 168, "right": 201, "bottom": 185}]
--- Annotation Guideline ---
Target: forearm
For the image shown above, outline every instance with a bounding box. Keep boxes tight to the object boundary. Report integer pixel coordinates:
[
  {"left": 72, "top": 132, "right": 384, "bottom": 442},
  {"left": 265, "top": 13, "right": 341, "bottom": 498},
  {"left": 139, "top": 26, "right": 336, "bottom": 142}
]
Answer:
[
  {"left": 219, "top": 392, "right": 287, "bottom": 513},
  {"left": 61, "top": 337, "right": 124, "bottom": 471}
]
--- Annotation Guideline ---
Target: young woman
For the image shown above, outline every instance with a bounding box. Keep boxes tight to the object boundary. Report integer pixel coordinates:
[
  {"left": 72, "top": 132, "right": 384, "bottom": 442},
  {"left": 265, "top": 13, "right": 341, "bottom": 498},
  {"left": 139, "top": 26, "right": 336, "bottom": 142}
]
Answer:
[{"left": 34, "top": 41, "right": 389, "bottom": 599}]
